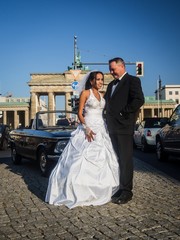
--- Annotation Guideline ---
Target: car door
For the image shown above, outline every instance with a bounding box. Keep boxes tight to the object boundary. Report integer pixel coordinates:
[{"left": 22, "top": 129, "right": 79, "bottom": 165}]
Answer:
[
  {"left": 12, "top": 129, "right": 27, "bottom": 156},
  {"left": 163, "top": 105, "right": 180, "bottom": 152}
]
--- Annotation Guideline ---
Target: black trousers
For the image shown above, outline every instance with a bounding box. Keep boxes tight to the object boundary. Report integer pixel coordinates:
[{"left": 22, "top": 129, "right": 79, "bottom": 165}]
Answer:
[{"left": 109, "top": 134, "right": 134, "bottom": 192}]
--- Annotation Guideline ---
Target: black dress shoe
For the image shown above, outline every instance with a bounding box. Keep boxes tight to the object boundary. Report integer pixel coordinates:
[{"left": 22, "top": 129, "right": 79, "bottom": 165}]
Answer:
[
  {"left": 112, "top": 189, "right": 122, "bottom": 198},
  {"left": 111, "top": 189, "right": 123, "bottom": 203},
  {"left": 113, "top": 190, "right": 133, "bottom": 204}
]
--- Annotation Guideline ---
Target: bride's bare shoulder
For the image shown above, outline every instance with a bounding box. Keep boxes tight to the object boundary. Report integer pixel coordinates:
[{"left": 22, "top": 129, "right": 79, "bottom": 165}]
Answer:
[{"left": 80, "top": 89, "right": 90, "bottom": 99}]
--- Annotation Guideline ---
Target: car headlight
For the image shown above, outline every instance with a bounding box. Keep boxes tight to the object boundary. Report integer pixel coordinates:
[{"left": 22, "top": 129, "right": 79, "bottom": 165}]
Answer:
[{"left": 54, "top": 140, "right": 69, "bottom": 153}]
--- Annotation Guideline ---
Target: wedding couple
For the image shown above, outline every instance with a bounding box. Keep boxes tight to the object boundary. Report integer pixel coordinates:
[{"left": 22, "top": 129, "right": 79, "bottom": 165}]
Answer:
[{"left": 45, "top": 57, "right": 144, "bottom": 209}]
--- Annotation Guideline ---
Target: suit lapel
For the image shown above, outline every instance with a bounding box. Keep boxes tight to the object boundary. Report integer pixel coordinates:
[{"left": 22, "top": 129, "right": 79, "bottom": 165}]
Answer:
[{"left": 111, "top": 73, "right": 127, "bottom": 97}]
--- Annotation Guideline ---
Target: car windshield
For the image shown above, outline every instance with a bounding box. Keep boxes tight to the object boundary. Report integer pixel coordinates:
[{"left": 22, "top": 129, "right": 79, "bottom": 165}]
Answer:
[
  {"left": 32, "top": 111, "right": 79, "bottom": 130},
  {"left": 144, "top": 118, "right": 166, "bottom": 128}
]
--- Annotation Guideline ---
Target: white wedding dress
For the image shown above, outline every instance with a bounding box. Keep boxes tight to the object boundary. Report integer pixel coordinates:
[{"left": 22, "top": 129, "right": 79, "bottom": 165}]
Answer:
[{"left": 45, "top": 89, "right": 119, "bottom": 209}]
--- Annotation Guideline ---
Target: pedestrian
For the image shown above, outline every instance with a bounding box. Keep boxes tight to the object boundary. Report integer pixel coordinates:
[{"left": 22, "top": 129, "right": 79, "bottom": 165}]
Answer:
[
  {"left": 45, "top": 71, "right": 119, "bottom": 209},
  {"left": 104, "top": 57, "right": 144, "bottom": 204}
]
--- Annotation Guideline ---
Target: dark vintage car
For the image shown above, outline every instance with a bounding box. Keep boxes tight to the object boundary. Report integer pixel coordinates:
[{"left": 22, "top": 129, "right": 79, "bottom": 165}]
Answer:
[
  {"left": 156, "top": 104, "right": 180, "bottom": 161},
  {"left": 9, "top": 110, "right": 78, "bottom": 176},
  {"left": 0, "top": 124, "right": 10, "bottom": 150}
]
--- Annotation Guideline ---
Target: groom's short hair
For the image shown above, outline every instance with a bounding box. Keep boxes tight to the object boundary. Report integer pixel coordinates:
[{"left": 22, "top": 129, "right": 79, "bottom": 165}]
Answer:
[{"left": 109, "top": 57, "right": 125, "bottom": 66}]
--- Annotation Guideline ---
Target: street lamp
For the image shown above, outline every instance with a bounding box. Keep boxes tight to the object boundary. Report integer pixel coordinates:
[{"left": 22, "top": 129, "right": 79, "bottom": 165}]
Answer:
[{"left": 157, "top": 75, "right": 162, "bottom": 117}]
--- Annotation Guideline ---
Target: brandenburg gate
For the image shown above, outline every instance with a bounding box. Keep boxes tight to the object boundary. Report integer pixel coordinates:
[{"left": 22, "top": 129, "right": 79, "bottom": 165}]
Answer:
[
  {"left": 28, "top": 70, "right": 113, "bottom": 120},
  {"left": 28, "top": 70, "right": 175, "bottom": 124}
]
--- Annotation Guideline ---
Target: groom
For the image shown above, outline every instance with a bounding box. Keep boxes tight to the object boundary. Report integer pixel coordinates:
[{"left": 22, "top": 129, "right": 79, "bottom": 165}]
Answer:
[{"left": 104, "top": 57, "right": 144, "bottom": 204}]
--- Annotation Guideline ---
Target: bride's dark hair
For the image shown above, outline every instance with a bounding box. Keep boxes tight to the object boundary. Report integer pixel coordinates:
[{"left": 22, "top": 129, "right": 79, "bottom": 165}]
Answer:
[{"left": 85, "top": 71, "right": 104, "bottom": 90}]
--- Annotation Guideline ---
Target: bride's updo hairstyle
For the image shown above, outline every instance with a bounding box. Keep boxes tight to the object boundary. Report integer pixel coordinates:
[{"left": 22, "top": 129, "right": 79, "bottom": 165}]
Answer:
[{"left": 85, "top": 71, "right": 104, "bottom": 90}]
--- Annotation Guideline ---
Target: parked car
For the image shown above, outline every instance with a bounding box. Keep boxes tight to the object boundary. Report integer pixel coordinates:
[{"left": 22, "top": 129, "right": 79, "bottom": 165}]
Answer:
[
  {"left": 133, "top": 117, "right": 168, "bottom": 152},
  {"left": 0, "top": 124, "right": 10, "bottom": 150},
  {"left": 156, "top": 104, "right": 180, "bottom": 161},
  {"left": 9, "top": 110, "right": 78, "bottom": 176}
]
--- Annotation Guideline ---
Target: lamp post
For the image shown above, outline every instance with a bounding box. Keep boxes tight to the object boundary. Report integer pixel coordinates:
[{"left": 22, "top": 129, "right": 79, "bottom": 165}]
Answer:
[
  {"left": 159, "top": 76, "right": 162, "bottom": 117},
  {"left": 157, "top": 75, "right": 162, "bottom": 117},
  {"left": 157, "top": 81, "right": 159, "bottom": 117}
]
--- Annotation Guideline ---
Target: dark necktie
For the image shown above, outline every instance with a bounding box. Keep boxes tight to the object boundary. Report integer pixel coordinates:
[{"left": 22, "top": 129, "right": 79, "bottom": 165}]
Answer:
[{"left": 113, "top": 79, "right": 120, "bottom": 85}]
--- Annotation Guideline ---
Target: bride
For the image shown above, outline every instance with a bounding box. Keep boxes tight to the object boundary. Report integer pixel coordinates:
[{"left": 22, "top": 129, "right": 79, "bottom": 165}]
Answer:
[{"left": 45, "top": 71, "right": 119, "bottom": 209}]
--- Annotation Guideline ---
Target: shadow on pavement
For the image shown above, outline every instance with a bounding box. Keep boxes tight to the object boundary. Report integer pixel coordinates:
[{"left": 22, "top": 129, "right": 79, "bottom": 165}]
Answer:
[{"left": 0, "top": 151, "right": 49, "bottom": 201}]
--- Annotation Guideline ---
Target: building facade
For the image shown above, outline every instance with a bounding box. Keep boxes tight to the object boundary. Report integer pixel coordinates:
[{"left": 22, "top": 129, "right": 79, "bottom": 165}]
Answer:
[
  {"left": 0, "top": 96, "right": 47, "bottom": 129},
  {"left": 155, "top": 84, "right": 180, "bottom": 105},
  {"left": 139, "top": 96, "right": 175, "bottom": 121},
  {"left": 0, "top": 97, "right": 30, "bottom": 129}
]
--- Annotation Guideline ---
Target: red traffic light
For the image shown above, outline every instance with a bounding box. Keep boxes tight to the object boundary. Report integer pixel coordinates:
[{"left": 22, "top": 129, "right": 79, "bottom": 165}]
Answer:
[{"left": 136, "top": 62, "right": 144, "bottom": 77}]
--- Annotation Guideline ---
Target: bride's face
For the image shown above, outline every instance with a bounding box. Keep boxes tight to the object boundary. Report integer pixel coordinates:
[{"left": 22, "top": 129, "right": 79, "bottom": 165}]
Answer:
[{"left": 91, "top": 73, "right": 104, "bottom": 90}]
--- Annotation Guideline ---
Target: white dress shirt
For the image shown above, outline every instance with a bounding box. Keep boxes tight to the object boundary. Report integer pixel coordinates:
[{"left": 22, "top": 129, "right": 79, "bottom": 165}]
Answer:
[{"left": 111, "top": 72, "right": 127, "bottom": 96}]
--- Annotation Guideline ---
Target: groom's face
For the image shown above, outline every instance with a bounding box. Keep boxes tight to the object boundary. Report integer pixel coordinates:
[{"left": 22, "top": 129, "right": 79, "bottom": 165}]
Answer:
[{"left": 109, "top": 61, "right": 125, "bottom": 79}]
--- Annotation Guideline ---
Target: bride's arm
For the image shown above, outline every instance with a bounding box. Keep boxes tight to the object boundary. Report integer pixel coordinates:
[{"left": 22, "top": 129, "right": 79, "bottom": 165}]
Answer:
[
  {"left": 77, "top": 90, "right": 88, "bottom": 124},
  {"left": 78, "top": 90, "right": 95, "bottom": 142}
]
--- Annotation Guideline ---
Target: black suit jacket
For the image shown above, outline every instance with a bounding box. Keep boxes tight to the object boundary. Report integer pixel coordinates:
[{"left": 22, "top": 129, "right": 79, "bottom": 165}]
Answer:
[{"left": 104, "top": 73, "right": 144, "bottom": 135}]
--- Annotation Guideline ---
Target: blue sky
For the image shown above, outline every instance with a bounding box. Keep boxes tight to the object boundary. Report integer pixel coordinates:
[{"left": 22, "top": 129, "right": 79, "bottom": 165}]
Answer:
[{"left": 0, "top": 0, "right": 180, "bottom": 99}]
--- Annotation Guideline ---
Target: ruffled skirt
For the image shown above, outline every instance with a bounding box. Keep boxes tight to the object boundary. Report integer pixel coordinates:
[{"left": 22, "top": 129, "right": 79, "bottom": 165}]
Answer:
[{"left": 45, "top": 120, "right": 119, "bottom": 209}]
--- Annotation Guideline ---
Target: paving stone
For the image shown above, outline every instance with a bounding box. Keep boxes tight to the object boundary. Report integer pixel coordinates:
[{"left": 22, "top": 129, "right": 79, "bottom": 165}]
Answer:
[{"left": 0, "top": 152, "right": 179, "bottom": 239}]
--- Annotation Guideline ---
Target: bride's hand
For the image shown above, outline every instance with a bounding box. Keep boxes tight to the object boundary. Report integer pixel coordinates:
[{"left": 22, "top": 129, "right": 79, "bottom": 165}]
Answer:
[
  {"left": 82, "top": 124, "right": 96, "bottom": 142},
  {"left": 85, "top": 128, "right": 96, "bottom": 142}
]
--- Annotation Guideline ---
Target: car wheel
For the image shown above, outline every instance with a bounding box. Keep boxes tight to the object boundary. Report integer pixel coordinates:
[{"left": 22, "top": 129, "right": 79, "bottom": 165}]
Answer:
[
  {"left": 11, "top": 146, "right": 22, "bottom": 164},
  {"left": 156, "top": 139, "right": 168, "bottom": 161},
  {"left": 141, "top": 137, "right": 148, "bottom": 152},
  {"left": 38, "top": 149, "right": 51, "bottom": 177}
]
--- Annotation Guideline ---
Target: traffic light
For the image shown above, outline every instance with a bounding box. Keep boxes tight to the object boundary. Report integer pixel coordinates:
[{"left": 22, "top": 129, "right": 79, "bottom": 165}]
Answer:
[
  {"left": 68, "top": 98, "right": 73, "bottom": 107},
  {"left": 68, "top": 96, "right": 79, "bottom": 112},
  {"left": 136, "top": 62, "right": 144, "bottom": 77},
  {"left": 73, "top": 97, "right": 79, "bottom": 112}
]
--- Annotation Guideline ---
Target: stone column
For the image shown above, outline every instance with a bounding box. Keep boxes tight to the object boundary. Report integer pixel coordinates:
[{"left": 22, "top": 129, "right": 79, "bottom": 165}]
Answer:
[
  {"left": 162, "top": 107, "right": 165, "bottom": 117},
  {"left": 25, "top": 110, "right": 29, "bottom": 127},
  {"left": 141, "top": 107, "right": 144, "bottom": 121},
  {"left": 3, "top": 111, "right": 7, "bottom": 124},
  {"left": 65, "top": 92, "right": 72, "bottom": 111},
  {"left": 48, "top": 92, "right": 55, "bottom": 111},
  {"left": 48, "top": 92, "right": 55, "bottom": 125},
  {"left": 169, "top": 109, "right": 172, "bottom": 117},
  {"left": 37, "top": 95, "right": 41, "bottom": 112},
  {"left": 165, "top": 109, "right": 168, "bottom": 117},
  {"left": 30, "top": 92, "right": 38, "bottom": 120},
  {"left": 14, "top": 111, "right": 18, "bottom": 129},
  {"left": 151, "top": 108, "right": 154, "bottom": 117}
]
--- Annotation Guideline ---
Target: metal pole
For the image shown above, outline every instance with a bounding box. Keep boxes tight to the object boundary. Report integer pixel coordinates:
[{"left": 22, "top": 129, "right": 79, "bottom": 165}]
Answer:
[
  {"left": 157, "top": 80, "right": 159, "bottom": 117},
  {"left": 81, "top": 62, "right": 136, "bottom": 65},
  {"left": 74, "top": 36, "right": 77, "bottom": 69},
  {"left": 159, "top": 75, "right": 162, "bottom": 117}
]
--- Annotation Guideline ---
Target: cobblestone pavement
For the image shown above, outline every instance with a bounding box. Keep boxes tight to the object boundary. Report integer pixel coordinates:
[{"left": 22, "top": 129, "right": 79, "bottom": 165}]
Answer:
[{"left": 0, "top": 150, "right": 179, "bottom": 240}]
